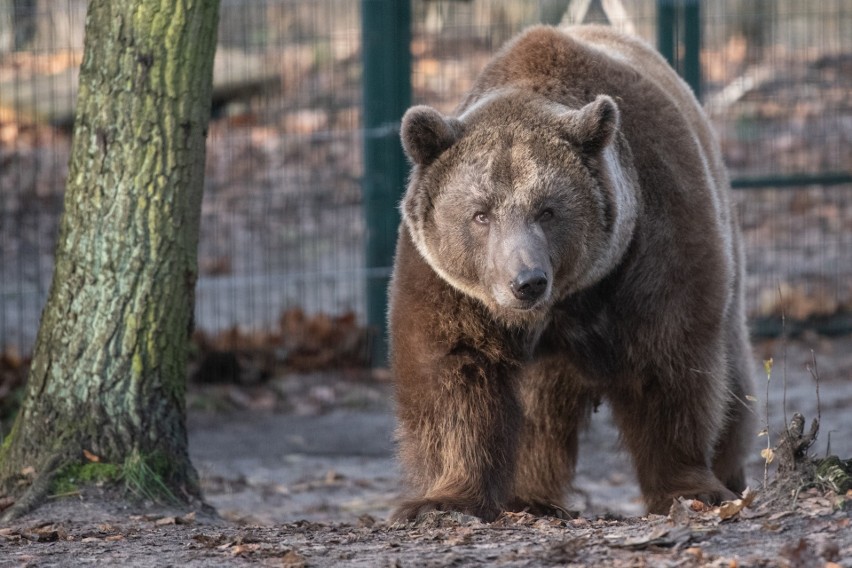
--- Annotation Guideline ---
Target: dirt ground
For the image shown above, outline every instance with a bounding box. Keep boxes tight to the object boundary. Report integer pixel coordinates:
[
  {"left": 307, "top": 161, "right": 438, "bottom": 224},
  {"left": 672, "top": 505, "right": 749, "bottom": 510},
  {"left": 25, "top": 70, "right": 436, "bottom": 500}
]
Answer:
[{"left": 1, "top": 336, "right": 851, "bottom": 567}]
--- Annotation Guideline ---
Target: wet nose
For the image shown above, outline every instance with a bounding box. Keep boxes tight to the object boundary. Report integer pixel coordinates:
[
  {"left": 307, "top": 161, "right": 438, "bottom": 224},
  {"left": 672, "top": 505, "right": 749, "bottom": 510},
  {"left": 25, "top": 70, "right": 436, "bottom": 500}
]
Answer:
[{"left": 510, "top": 269, "right": 548, "bottom": 302}]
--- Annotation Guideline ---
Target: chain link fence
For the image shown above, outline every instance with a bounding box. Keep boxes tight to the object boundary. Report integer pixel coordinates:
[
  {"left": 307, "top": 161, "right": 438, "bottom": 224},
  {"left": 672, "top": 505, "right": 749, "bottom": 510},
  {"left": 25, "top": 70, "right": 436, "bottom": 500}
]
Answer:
[{"left": 1, "top": 0, "right": 850, "bottom": 361}]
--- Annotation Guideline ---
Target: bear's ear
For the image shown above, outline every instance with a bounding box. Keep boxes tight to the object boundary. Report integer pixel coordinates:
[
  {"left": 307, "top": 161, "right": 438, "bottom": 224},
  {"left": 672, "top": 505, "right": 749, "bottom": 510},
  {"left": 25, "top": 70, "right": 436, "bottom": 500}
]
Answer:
[
  {"left": 561, "top": 95, "right": 620, "bottom": 155},
  {"left": 401, "top": 106, "right": 462, "bottom": 166}
]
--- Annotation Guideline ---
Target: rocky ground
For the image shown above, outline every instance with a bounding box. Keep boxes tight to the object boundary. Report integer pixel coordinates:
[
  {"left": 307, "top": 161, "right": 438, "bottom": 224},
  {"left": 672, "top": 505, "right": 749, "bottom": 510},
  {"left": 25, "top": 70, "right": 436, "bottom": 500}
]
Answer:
[{"left": 1, "top": 336, "right": 851, "bottom": 567}]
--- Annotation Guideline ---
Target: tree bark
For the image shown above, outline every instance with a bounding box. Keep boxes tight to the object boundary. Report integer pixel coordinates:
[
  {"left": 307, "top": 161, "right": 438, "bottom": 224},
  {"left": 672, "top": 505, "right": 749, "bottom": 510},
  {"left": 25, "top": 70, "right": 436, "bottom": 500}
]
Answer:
[{"left": 0, "top": 0, "right": 220, "bottom": 519}]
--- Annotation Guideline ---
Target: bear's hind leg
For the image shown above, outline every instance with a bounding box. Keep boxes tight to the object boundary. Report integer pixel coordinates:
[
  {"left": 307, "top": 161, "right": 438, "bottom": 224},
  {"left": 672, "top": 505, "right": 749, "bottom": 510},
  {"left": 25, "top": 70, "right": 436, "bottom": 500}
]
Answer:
[{"left": 508, "top": 356, "right": 592, "bottom": 517}]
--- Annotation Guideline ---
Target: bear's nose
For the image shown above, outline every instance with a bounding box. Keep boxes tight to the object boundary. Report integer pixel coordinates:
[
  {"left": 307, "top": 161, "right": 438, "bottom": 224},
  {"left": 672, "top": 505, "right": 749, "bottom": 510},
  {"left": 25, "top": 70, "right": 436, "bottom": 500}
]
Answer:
[{"left": 510, "top": 269, "right": 548, "bottom": 302}]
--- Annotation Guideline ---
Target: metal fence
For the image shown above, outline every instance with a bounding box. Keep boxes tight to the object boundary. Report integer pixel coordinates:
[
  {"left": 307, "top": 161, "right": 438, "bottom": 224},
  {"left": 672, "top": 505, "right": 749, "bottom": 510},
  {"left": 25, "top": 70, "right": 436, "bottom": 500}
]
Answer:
[{"left": 1, "top": 0, "right": 850, "bottom": 363}]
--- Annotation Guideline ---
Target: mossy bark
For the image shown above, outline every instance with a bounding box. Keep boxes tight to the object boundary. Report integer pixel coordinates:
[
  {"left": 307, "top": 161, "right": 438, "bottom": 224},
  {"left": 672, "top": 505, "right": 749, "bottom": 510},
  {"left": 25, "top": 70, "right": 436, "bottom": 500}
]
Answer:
[{"left": 0, "top": 0, "right": 220, "bottom": 518}]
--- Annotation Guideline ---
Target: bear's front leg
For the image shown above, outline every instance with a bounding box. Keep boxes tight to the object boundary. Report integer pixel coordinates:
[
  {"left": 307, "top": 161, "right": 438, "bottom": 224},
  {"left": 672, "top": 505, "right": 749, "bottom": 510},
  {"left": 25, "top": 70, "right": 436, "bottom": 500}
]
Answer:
[
  {"left": 392, "top": 352, "right": 521, "bottom": 522},
  {"left": 608, "top": 368, "right": 739, "bottom": 514}
]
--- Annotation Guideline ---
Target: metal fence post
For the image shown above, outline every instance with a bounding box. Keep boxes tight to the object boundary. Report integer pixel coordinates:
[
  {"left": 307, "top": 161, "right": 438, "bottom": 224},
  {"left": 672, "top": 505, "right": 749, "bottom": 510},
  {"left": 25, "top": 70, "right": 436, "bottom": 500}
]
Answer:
[
  {"left": 682, "top": 0, "right": 701, "bottom": 101},
  {"left": 657, "top": 0, "right": 702, "bottom": 101},
  {"left": 656, "top": 0, "right": 676, "bottom": 68},
  {"left": 361, "top": 0, "right": 411, "bottom": 366}
]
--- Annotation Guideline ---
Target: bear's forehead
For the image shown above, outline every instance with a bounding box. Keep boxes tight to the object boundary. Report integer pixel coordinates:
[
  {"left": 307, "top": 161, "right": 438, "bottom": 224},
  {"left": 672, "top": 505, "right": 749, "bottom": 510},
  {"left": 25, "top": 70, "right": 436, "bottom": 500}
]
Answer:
[{"left": 437, "top": 143, "right": 575, "bottom": 211}]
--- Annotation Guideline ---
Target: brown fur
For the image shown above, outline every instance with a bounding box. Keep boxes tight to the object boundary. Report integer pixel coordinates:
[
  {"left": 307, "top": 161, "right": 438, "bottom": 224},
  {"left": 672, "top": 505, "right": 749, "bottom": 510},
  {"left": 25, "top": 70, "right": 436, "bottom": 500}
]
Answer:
[{"left": 390, "top": 25, "right": 755, "bottom": 522}]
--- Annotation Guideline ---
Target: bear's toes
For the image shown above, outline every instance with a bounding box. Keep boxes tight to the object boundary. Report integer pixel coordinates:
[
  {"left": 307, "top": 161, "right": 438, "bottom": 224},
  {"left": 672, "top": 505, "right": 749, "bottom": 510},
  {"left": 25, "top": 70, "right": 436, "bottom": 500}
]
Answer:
[
  {"left": 646, "top": 486, "right": 739, "bottom": 515},
  {"left": 506, "top": 499, "right": 577, "bottom": 519},
  {"left": 391, "top": 497, "right": 502, "bottom": 523}
]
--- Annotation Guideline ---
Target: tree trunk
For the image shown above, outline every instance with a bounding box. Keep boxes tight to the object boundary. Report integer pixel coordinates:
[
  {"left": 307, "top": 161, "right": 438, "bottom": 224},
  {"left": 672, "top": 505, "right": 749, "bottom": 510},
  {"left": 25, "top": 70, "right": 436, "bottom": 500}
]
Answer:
[{"left": 0, "top": 0, "right": 220, "bottom": 519}]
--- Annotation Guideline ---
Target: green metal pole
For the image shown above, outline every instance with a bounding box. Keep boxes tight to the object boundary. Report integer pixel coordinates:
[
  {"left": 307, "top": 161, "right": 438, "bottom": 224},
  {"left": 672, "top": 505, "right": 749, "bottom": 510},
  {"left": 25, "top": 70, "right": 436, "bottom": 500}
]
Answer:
[
  {"left": 361, "top": 0, "right": 411, "bottom": 366},
  {"left": 731, "top": 172, "right": 852, "bottom": 189},
  {"left": 656, "top": 0, "right": 676, "bottom": 68},
  {"left": 682, "top": 0, "right": 702, "bottom": 100},
  {"left": 658, "top": 1, "right": 701, "bottom": 100}
]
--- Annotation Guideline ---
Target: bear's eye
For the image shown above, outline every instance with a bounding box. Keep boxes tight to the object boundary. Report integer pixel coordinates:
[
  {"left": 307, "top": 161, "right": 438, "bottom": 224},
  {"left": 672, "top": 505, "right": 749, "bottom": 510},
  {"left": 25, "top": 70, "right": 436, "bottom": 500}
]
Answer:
[
  {"left": 473, "top": 212, "right": 490, "bottom": 225},
  {"left": 537, "top": 208, "right": 554, "bottom": 222}
]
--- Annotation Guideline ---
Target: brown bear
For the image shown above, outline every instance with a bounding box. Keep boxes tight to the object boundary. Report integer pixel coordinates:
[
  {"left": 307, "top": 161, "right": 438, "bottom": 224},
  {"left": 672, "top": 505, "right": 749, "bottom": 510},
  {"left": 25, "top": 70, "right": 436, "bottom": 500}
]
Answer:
[{"left": 389, "top": 24, "right": 755, "bottom": 522}]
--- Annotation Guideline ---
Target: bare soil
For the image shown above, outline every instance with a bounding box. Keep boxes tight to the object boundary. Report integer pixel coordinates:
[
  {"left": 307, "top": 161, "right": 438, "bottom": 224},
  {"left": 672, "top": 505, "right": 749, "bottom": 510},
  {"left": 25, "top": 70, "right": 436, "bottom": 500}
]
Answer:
[{"left": 1, "top": 336, "right": 851, "bottom": 567}]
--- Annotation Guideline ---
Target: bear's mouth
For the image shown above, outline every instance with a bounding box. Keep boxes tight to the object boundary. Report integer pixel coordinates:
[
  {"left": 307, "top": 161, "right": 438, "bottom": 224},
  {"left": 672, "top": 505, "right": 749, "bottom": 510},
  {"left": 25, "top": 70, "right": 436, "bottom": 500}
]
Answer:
[
  {"left": 508, "top": 298, "right": 543, "bottom": 310},
  {"left": 497, "top": 294, "right": 552, "bottom": 313}
]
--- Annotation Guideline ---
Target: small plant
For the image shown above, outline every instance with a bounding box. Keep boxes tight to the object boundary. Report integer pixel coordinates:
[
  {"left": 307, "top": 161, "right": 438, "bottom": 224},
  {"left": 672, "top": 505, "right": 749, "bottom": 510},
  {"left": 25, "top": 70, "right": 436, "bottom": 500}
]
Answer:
[
  {"left": 122, "top": 450, "right": 182, "bottom": 506},
  {"left": 751, "top": 357, "right": 775, "bottom": 490}
]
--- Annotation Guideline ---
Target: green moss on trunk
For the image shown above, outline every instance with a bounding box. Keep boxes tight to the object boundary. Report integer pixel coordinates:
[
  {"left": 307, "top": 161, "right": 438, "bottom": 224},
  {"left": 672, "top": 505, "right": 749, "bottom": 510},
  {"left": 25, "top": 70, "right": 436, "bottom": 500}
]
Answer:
[{"left": 52, "top": 463, "right": 122, "bottom": 495}]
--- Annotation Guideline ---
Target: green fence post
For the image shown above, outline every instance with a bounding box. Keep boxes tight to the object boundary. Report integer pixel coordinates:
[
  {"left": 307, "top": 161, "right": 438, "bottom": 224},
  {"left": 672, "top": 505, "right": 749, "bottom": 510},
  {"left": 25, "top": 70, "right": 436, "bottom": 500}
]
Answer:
[
  {"left": 658, "top": 0, "right": 702, "bottom": 101},
  {"left": 656, "top": 0, "right": 676, "bottom": 68},
  {"left": 683, "top": 0, "right": 702, "bottom": 100},
  {"left": 361, "top": 0, "right": 411, "bottom": 366}
]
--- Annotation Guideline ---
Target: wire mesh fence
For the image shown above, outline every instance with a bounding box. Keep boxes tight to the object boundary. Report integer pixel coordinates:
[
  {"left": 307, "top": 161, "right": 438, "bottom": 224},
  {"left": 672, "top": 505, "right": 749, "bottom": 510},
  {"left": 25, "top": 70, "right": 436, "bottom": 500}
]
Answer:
[{"left": 1, "top": 0, "right": 850, "bottom": 362}]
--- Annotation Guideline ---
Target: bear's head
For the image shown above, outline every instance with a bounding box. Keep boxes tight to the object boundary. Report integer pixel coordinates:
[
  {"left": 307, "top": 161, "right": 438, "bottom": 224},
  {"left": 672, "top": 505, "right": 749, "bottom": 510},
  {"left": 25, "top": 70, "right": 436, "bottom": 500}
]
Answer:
[{"left": 400, "top": 90, "right": 639, "bottom": 326}]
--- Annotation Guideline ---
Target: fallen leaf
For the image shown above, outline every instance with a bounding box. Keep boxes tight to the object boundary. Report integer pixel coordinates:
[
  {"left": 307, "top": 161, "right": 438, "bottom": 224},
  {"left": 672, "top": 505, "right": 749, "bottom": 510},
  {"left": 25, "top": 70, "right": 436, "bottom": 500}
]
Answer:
[
  {"left": 105, "top": 535, "right": 124, "bottom": 542},
  {"left": 82, "top": 449, "right": 100, "bottom": 462},
  {"left": 606, "top": 525, "right": 693, "bottom": 550},
  {"left": 780, "top": 538, "right": 821, "bottom": 567},
  {"left": 796, "top": 494, "right": 835, "bottom": 517},
  {"left": 23, "top": 524, "right": 66, "bottom": 542},
  {"left": 0, "top": 527, "right": 22, "bottom": 542},
  {"left": 446, "top": 527, "right": 474, "bottom": 546},
  {"left": 154, "top": 516, "right": 177, "bottom": 526},
  {"left": 20, "top": 466, "right": 35, "bottom": 476},
  {"left": 684, "top": 546, "right": 703, "bottom": 561},
  {"left": 0, "top": 496, "right": 14, "bottom": 512},
  {"left": 177, "top": 511, "right": 196, "bottom": 525},
  {"left": 231, "top": 543, "right": 257, "bottom": 556},
  {"left": 192, "top": 533, "right": 227, "bottom": 548},
  {"left": 717, "top": 487, "right": 757, "bottom": 521},
  {"left": 0, "top": 348, "right": 22, "bottom": 368},
  {"left": 281, "top": 550, "right": 306, "bottom": 568},
  {"left": 668, "top": 498, "right": 692, "bottom": 525},
  {"left": 325, "top": 469, "right": 344, "bottom": 484}
]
